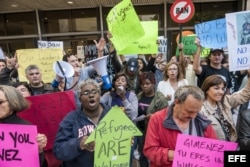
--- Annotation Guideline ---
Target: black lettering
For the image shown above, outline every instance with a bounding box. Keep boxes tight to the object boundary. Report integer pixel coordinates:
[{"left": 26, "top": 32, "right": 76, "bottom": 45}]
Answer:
[
  {"left": 0, "top": 149, "right": 21, "bottom": 161},
  {"left": 0, "top": 132, "right": 4, "bottom": 141}
]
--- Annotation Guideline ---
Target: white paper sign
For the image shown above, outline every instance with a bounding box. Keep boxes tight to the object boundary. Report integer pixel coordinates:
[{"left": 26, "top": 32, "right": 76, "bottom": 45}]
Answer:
[{"left": 226, "top": 11, "right": 250, "bottom": 71}]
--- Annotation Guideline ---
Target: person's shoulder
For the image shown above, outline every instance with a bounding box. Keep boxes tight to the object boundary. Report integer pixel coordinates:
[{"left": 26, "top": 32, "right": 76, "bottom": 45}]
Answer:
[{"left": 150, "top": 108, "right": 167, "bottom": 119}]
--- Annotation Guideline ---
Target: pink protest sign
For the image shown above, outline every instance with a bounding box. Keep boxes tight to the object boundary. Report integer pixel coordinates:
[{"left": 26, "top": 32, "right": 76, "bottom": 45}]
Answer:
[
  {"left": 173, "top": 134, "right": 238, "bottom": 167},
  {"left": 18, "top": 91, "right": 76, "bottom": 150},
  {"left": 0, "top": 124, "right": 39, "bottom": 167}
]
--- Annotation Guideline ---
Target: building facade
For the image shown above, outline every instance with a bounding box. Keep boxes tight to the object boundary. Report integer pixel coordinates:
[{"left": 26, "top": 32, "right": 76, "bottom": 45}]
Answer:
[{"left": 0, "top": 0, "right": 247, "bottom": 60}]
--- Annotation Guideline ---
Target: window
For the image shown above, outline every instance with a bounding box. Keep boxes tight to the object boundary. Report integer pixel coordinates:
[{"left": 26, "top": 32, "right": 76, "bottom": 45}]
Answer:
[{"left": 4, "top": 12, "right": 37, "bottom": 35}]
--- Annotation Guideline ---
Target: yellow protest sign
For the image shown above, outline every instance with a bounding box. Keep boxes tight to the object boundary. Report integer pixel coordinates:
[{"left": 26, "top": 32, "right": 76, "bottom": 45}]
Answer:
[
  {"left": 16, "top": 48, "right": 63, "bottom": 83},
  {"left": 118, "top": 21, "right": 158, "bottom": 54},
  {"left": 86, "top": 106, "right": 142, "bottom": 167},
  {"left": 106, "top": 0, "right": 145, "bottom": 52}
]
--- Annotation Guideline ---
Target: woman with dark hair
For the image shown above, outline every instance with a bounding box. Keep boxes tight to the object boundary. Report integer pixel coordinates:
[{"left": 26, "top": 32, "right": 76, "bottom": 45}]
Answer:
[
  {"left": 12, "top": 82, "right": 33, "bottom": 97},
  {"left": 101, "top": 72, "right": 138, "bottom": 120},
  {"left": 137, "top": 57, "right": 147, "bottom": 76},
  {"left": 136, "top": 72, "right": 168, "bottom": 167},
  {"left": 0, "top": 85, "right": 47, "bottom": 167},
  {"left": 100, "top": 72, "right": 138, "bottom": 167},
  {"left": 200, "top": 72, "right": 250, "bottom": 141}
]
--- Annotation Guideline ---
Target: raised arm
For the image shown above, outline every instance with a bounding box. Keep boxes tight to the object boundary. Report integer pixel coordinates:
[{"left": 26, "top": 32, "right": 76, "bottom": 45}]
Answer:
[{"left": 193, "top": 38, "right": 202, "bottom": 75}]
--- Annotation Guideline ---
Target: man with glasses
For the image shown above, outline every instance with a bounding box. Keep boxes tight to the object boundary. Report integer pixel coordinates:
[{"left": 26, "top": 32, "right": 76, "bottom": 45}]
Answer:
[
  {"left": 53, "top": 79, "right": 111, "bottom": 167},
  {"left": 193, "top": 39, "right": 232, "bottom": 94}
]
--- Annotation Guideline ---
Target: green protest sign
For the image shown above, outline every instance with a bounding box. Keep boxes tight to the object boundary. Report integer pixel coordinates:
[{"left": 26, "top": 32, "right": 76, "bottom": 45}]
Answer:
[
  {"left": 175, "top": 36, "right": 197, "bottom": 56},
  {"left": 118, "top": 21, "right": 158, "bottom": 54},
  {"left": 86, "top": 106, "right": 142, "bottom": 166},
  {"left": 106, "top": 0, "right": 145, "bottom": 52}
]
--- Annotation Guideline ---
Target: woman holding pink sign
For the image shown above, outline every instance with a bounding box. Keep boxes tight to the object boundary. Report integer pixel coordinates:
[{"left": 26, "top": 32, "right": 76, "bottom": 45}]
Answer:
[{"left": 0, "top": 85, "right": 47, "bottom": 167}]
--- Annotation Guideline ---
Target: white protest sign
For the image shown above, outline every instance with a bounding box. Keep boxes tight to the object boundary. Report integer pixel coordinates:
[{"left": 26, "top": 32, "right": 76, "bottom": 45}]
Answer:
[
  {"left": 38, "top": 40, "right": 64, "bottom": 49},
  {"left": 226, "top": 11, "right": 250, "bottom": 71}
]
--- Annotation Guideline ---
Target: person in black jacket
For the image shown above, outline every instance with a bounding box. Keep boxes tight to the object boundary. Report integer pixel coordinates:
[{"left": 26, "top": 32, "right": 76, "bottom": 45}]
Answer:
[
  {"left": 0, "top": 85, "right": 47, "bottom": 167},
  {"left": 53, "top": 79, "right": 111, "bottom": 167},
  {"left": 237, "top": 109, "right": 250, "bottom": 150}
]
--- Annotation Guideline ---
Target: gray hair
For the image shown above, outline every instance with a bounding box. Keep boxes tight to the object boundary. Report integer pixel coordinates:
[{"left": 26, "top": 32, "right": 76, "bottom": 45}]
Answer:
[
  {"left": 0, "top": 85, "right": 29, "bottom": 113},
  {"left": 25, "top": 64, "right": 40, "bottom": 74},
  {"left": 78, "top": 79, "right": 101, "bottom": 94},
  {"left": 174, "top": 85, "right": 204, "bottom": 103}
]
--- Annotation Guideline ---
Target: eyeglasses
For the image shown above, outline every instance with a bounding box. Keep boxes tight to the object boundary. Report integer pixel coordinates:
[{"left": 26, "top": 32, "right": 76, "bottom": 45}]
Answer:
[
  {"left": 80, "top": 89, "right": 99, "bottom": 96},
  {"left": 0, "top": 100, "right": 8, "bottom": 105}
]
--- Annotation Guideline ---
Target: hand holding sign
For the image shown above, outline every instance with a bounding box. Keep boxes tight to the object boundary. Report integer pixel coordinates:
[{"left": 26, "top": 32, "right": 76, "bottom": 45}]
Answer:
[{"left": 85, "top": 106, "right": 142, "bottom": 167}]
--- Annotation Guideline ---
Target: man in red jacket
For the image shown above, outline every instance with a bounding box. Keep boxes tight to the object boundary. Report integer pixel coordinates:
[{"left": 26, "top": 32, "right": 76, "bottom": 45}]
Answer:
[{"left": 143, "top": 85, "right": 217, "bottom": 167}]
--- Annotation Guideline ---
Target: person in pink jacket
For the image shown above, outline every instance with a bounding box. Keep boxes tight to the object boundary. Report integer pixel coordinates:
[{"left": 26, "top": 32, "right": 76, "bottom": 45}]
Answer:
[{"left": 144, "top": 85, "right": 217, "bottom": 167}]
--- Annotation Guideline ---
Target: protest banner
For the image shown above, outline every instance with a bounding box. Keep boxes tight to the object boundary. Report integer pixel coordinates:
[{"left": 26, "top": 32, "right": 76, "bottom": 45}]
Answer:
[
  {"left": 16, "top": 48, "right": 63, "bottom": 83},
  {"left": 226, "top": 10, "right": 250, "bottom": 71},
  {"left": 106, "top": 0, "right": 145, "bottom": 52},
  {"left": 0, "top": 124, "right": 39, "bottom": 167},
  {"left": 173, "top": 134, "right": 238, "bottom": 167},
  {"left": 18, "top": 91, "right": 76, "bottom": 149},
  {"left": 85, "top": 106, "right": 142, "bottom": 167},
  {"left": 118, "top": 21, "right": 158, "bottom": 54},
  {"left": 37, "top": 40, "right": 63, "bottom": 49},
  {"left": 195, "top": 18, "right": 227, "bottom": 49}
]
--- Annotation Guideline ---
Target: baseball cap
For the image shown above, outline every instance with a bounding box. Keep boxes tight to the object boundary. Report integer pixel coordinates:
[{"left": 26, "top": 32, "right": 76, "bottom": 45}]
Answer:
[
  {"left": 127, "top": 58, "right": 138, "bottom": 72},
  {"left": 210, "top": 48, "right": 224, "bottom": 54}
]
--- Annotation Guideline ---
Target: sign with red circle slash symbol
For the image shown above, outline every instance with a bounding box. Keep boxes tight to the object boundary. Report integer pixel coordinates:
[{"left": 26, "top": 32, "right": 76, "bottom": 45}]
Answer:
[{"left": 170, "top": 0, "right": 195, "bottom": 24}]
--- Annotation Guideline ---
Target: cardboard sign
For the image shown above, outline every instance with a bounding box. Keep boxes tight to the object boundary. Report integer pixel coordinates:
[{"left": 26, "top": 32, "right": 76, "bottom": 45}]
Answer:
[
  {"left": 173, "top": 134, "right": 238, "bottom": 167},
  {"left": 0, "top": 124, "right": 39, "bottom": 167},
  {"left": 16, "top": 48, "right": 63, "bottom": 83},
  {"left": 18, "top": 91, "right": 76, "bottom": 149},
  {"left": 85, "top": 106, "right": 142, "bottom": 167}
]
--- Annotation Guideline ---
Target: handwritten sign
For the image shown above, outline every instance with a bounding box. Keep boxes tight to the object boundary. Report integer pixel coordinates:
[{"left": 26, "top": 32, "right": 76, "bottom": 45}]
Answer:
[
  {"left": 158, "top": 37, "right": 167, "bottom": 53},
  {"left": 16, "top": 48, "right": 63, "bottom": 83},
  {"left": 195, "top": 18, "right": 227, "bottom": 49},
  {"left": 173, "top": 134, "right": 238, "bottom": 167},
  {"left": 118, "top": 21, "right": 158, "bottom": 54},
  {"left": 84, "top": 43, "right": 110, "bottom": 62},
  {"left": 86, "top": 106, "right": 142, "bottom": 167},
  {"left": 106, "top": 0, "right": 145, "bottom": 52},
  {"left": 0, "top": 124, "right": 39, "bottom": 167},
  {"left": 37, "top": 40, "right": 63, "bottom": 49},
  {"left": 226, "top": 11, "right": 250, "bottom": 71},
  {"left": 18, "top": 91, "right": 76, "bottom": 149}
]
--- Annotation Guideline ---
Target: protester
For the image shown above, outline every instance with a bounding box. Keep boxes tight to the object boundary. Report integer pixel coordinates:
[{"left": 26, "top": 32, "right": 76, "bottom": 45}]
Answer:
[
  {"left": 137, "top": 57, "right": 147, "bottom": 76},
  {"left": 25, "top": 64, "right": 56, "bottom": 95},
  {"left": 101, "top": 72, "right": 138, "bottom": 120},
  {"left": 0, "top": 56, "right": 18, "bottom": 85},
  {"left": 13, "top": 82, "right": 33, "bottom": 97},
  {"left": 53, "top": 79, "right": 111, "bottom": 167},
  {"left": 193, "top": 39, "right": 232, "bottom": 93},
  {"left": 136, "top": 72, "right": 168, "bottom": 167},
  {"left": 200, "top": 73, "right": 250, "bottom": 141},
  {"left": 0, "top": 85, "right": 47, "bottom": 167},
  {"left": 144, "top": 85, "right": 217, "bottom": 167},
  {"left": 236, "top": 109, "right": 250, "bottom": 150},
  {"left": 147, "top": 54, "right": 166, "bottom": 88},
  {"left": 157, "top": 62, "right": 189, "bottom": 105}
]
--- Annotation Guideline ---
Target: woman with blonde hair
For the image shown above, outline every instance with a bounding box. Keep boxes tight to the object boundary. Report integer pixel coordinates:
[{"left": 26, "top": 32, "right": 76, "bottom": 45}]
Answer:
[{"left": 157, "top": 62, "right": 188, "bottom": 105}]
